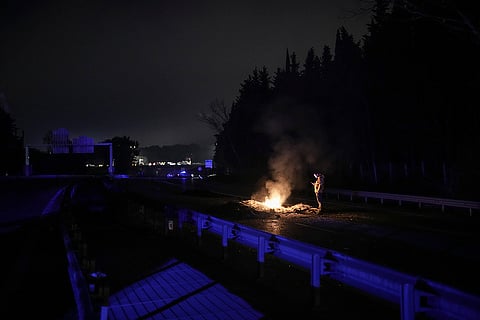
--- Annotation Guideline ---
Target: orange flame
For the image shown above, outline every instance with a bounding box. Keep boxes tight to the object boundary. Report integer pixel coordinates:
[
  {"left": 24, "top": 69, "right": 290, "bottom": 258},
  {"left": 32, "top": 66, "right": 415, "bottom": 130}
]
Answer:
[
  {"left": 264, "top": 195, "right": 282, "bottom": 209},
  {"left": 260, "top": 182, "right": 289, "bottom": 209}
]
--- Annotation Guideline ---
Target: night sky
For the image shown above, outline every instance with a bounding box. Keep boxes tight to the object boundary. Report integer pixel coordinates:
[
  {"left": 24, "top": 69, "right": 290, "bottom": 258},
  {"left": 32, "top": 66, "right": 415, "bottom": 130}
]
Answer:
[{"left": 0, "top": 0, "right": 369, "bottom": 148}]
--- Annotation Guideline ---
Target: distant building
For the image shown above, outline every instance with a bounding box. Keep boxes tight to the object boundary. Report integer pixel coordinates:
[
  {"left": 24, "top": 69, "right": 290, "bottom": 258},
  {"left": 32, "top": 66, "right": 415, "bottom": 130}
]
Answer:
[
  {"left": 52, "top": 128, "right": 69, "bottom": 154},
  {"left": 72, "top": 136, "right": 95, "bottom": 153}
]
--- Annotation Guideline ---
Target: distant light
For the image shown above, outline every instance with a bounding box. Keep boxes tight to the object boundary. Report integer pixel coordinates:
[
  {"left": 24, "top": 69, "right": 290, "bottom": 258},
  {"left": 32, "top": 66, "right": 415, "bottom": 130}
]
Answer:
[{"left": 205, "top": 159, "right": 213, "bottom": 169}]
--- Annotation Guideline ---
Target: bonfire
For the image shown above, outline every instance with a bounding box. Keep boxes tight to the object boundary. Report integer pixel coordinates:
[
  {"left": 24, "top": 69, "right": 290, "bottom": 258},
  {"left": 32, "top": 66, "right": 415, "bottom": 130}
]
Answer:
[
  {"left": 240, "top": 181, "right": 317, "bottom": 215},
  {"left": 240, "top": 199, "right": 316, "bottom": 215}
]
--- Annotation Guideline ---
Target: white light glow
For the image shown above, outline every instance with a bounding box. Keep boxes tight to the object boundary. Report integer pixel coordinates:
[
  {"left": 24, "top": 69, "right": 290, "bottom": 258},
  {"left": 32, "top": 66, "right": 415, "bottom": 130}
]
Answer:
[{"left": 264, "top": 196, "right": 282, "bottom": 209}]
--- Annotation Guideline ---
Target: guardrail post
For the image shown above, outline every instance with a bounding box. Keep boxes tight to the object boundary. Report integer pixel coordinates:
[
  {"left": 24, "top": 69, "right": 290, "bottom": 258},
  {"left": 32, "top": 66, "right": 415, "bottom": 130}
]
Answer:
[
  {"left": 163, "top": 216, "right": 169, "bottom": 236},
  {"left": 177, "top": 210, "right": 183, "bottom": 231},
  {"left": 401, "top": 283, "right": 415, "bottom": 320},
  {"left": 311, "top": 253, "right": 321, "bottom": 308},
  {"left": 257, "top": 236, "right": 265, "bottom": 279},
  {"left": 222, "top": 224, "right": 228, "bottom": 261},
  {"left": 100, "top": 306, "right": 109, "bottom": 320},
  {"left": 162, "top": 206, "right": 171, "bottom": 236},
  {"left": 196, "top": 216, "right": 203, "bottom": 246}
]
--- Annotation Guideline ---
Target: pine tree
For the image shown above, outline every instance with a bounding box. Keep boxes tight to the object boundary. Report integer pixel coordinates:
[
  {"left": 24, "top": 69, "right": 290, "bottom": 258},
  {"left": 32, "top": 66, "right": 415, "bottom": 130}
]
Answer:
[
  {"left": 319, "top": 45, "right": 333, "bottom": 75},
  {"left": 0, "top": 94, "right": 24, "bottom": 175}
]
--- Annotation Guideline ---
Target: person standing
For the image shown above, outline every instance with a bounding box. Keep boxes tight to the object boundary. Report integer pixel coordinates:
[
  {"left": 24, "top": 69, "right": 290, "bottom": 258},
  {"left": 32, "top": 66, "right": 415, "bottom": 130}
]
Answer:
[{"left": 311, "top": 173, "right": 325, "bottom": 213}]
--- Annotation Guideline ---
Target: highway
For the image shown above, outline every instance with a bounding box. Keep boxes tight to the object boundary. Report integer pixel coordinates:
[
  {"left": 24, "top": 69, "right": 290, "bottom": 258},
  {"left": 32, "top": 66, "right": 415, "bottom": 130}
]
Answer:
[
  {"left": 122, "top": 176, "right": 480, "bottom": 298},
  {"left": 1, "top": 175, "right": 479, "bottom": 319},
  {"left": 0, "top": 177, "right": 79, "bottom": 319}
]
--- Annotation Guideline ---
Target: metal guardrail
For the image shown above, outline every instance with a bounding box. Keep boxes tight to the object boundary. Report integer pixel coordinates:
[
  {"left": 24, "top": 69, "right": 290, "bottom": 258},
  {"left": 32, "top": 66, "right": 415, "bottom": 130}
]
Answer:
[
  {"left": 62, "top": 224, "right": 95, "bottom": 320},
  {"left": 327, "top": 188, "right": 480, "bottom": 215},
  {"left": 173, "top": 208, "right": 480, "bottom": 320}
]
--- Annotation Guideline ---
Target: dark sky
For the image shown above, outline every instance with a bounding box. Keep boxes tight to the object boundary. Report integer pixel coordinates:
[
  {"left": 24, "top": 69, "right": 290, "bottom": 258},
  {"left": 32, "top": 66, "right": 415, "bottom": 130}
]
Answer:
[{"left": 0, "top": 0, "right": 370, "bottom": 148}]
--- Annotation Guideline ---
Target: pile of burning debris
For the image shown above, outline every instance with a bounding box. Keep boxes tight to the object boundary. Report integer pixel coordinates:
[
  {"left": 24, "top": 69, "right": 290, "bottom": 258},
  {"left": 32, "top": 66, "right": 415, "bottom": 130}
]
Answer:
[{"left": 240, "top": 199, "right": 318, "bottom": 215}]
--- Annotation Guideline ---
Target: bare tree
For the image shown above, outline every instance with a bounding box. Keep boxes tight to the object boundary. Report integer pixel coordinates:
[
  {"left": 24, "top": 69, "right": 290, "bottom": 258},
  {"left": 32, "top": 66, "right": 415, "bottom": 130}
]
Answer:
[
  {"left": 198, "top": 98, "right": 242, "bottom": 167},
  {"left": 197, "top": 98, "right": 230, "bottom": 134},
  {"left": 396, "top": 0, "right": 479, "bottom": 43}
]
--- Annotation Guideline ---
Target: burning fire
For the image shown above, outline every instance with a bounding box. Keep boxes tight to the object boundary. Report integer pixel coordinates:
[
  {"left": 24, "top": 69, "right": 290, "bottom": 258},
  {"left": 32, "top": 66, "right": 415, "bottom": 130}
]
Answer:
[
  {"left": 241, "top": 179, "right": 317, "bottom": 214},
  {"left": 263, "top": 190, "right": 284, "bottom": 209},
  {"left": 240, "top": 198, "right": 316, "bottom": 215},
  {"left": 259, "top": 180, "right": 290, "bottom": 209},
  {"left": 237, "top": 136, "right": 321, "bottom": 215},
  {"left": 264, "top": 196, "right": 282, "bottom": 209}
]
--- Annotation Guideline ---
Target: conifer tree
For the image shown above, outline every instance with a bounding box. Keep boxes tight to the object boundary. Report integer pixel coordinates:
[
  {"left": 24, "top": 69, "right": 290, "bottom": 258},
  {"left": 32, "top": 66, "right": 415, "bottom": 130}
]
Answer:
[
  {"left": 0, "top": 95, "right": 24, "bottom": 175},
  {"left": 319, "top": 45, "right": 333, "bottom": 75}
]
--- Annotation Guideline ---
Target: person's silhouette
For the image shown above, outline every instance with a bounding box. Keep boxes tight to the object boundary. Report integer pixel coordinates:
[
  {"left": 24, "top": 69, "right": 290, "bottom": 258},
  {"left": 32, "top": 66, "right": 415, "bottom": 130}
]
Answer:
[{"left": 311, "top": 173, "right": 325, "bottom": 213}]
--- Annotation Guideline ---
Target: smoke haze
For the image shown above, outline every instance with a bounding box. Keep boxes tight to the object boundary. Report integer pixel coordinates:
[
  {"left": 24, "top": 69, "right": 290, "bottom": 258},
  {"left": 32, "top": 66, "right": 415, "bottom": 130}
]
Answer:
[{"left": 252, "top": 100, "right": 330, "bottom": 205}]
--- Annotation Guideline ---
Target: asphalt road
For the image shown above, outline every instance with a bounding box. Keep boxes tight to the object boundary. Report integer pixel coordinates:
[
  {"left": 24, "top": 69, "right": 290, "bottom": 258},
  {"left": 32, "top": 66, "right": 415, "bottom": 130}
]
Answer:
[
  {"left": 123, "top": 177, "right": 480, "bottom": 297},
  {"left": 73, "top": 177, "right": 402, "bottom": 319},
  {"left": 0, "top": 177, "right": 78, "bottom": 319},
  {"left": 1, "top": 175, "right": 479, "bottom": 319},
  {"left": 0, "top": 177, "right": 64, "bottom": 226}
]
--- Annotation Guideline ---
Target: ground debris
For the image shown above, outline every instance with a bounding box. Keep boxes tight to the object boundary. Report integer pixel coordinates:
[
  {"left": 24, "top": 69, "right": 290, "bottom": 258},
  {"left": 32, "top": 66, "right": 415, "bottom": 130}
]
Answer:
[{"left": 240, "top": 199, "right": 318, "bottom": 215}]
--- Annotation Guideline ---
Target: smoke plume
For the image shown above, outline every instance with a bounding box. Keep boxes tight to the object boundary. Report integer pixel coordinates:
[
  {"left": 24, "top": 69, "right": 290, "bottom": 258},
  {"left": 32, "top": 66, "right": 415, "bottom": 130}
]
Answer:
[{"left": 252, "top": 100, "right": 326, "bottom": 205}]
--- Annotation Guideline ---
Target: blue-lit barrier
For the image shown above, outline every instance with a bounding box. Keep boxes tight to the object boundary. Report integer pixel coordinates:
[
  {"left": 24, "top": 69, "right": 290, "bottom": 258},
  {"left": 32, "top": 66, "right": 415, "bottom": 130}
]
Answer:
[
  {"left": 62, "top": 225, "right": 95, "bottom": 320},
  {"left": 176, "top": 208, "right": 480, "bottom": 320},
  {"left": 327, "top": 188, "right": 480, "bottom": 215}
]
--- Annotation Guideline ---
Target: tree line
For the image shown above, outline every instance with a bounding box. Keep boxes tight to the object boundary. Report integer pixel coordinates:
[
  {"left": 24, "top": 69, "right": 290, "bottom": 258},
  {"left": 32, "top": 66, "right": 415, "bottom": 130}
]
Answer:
[
  {"left": 0, "top": 93, "right": 23, "bottom": 176},
  {"left": 202, "top": 0, "right": 480, "bottom": 199}
]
